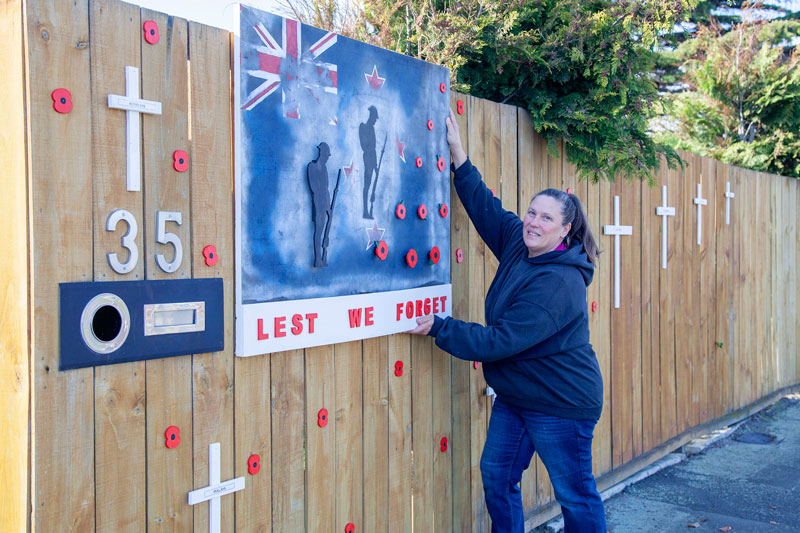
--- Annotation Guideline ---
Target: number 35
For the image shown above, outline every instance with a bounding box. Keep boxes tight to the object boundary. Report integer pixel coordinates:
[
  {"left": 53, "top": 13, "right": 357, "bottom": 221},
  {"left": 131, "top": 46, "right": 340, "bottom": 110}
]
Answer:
[{"left": 106, "top": 209, "right": 183, "bottom": 274}]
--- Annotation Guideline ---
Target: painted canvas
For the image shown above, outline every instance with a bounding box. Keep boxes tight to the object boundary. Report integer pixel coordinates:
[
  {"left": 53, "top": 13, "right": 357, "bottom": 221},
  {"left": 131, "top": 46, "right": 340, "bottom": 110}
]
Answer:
[{"left": 235, "top": 5, "right": 452, "bottom": 355}]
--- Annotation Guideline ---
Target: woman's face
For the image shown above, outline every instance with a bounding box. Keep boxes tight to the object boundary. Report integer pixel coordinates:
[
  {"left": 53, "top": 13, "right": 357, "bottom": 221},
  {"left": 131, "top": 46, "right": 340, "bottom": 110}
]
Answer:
[{"left": 523, "top": 195, "right": 570, "bottom": 258}]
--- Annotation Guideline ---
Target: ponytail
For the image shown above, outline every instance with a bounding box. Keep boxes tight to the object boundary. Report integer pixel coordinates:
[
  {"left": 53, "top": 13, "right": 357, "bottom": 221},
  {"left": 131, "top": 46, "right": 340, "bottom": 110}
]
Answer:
[{"left": 533, "top": 189, "right": 602, "bottom": 265}]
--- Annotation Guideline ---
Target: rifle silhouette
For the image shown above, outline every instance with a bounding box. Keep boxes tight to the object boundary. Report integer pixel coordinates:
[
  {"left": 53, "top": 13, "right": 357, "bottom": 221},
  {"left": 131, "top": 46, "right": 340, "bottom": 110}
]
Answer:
[
  {"left": 321, "top": 168, "right": 343, "bottom": 264},
  {"left": 369, "top": 132, "right": 388, "bottom": 219}
]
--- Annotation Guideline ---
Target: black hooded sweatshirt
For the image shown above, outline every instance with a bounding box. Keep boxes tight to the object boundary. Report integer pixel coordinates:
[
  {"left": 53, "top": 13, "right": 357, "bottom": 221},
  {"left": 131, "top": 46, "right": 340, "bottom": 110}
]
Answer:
[{"left": 428, "top": 159, "right": 603, "bottom": 420}]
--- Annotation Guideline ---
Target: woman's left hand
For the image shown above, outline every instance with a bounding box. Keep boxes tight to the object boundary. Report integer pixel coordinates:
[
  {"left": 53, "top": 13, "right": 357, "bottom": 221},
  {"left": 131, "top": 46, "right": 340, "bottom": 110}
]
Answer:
[{"left": 407, "top": 315, "right": 434, "bottom": 336}]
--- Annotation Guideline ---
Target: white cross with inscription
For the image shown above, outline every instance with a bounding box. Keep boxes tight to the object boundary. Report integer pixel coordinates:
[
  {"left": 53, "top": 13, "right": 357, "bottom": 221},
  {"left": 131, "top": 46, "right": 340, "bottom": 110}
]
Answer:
[
  {"left": 603, "top": 195, "right": 633, "bottom": 309},
  {"left": 107, "top": 66, "right": 162, "bottom": 192},
  {"left": 655, "top": 185, "right": 676, "bottom": 270},
  {"left": 693, "top": 183, "right": 707, "bottom": 245},
  {"left": 724, "top": 181, "right": 735, "bottom": 225},
  {"left": 188, "top": 443, "right": 245, "bottom": 533}
]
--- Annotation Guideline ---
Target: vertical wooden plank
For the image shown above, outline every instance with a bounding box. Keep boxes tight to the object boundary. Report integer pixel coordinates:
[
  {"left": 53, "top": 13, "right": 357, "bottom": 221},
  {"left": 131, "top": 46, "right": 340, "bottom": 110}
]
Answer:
[
  {"left": 675, "top": 154, "right": 693, "bottom": 431},
  {"left": 388, "top": 334, "right": 412, "bottom": 532},
  {"left": 432, "top": 343, "right": 453, "bottom": 533},
  {"left": 499, "top": 105, "right": 518, "bottom": 216},
  {"left": 306, "top": 345, "right": 335, "bottom": 531},
  {"left": 466, "top": 95, "right": 489, "bottom": 532},
  {"left": 89, "top": 2, "right": 146, "bottom": 530},
  {"left": 640, "top": 176, "right": 658, "bottom": 453},
  {"left": 189, "top": 19, "right": 235, "bottom": 532},
  {"left": 235, "top": 355, "right": 272, "bottom": 531},
  {"left": 713, "top": 163, "right": 732, "bottom": 419},
  {"left": 335, "top": 341, "right": 363, "bottom": 532},
  {"left": 449, "top": 91, "right": 473, "bottom": 532},
  {"left": 586, "top": 176, "right": 613, "bottom": 477},
  {"left": 140, "top": 10, "right": 194, "bottom": 531},
  {"left": 271, "top": 349, "right": 305, "bottom": 531},
  {"left": 0, "top": 2, "right": 29, "bottom": 529},
  {"left": 27, "top": 0, "right": 95, "bottom": 529},
  {"left": 411, "top": 336, "right": 434, "bottom": 531},
  {"left": 699, "top": 156, "right": 716, "bottom": 424},
  {"left": 515, "top": 108, "right": 538, "bottom": 512},
  {"left": 362, "top": 338, "right": 388, "bottom": 533}
]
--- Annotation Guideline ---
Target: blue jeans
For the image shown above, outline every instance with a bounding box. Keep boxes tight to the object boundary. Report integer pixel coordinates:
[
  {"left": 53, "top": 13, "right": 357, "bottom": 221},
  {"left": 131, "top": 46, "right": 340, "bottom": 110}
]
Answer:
[{"left": 480, "top": 398, "right": 606, "bottom": 532}]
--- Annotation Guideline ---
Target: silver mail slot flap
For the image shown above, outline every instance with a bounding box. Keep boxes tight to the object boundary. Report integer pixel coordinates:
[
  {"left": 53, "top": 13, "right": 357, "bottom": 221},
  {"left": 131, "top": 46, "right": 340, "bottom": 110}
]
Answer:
[{"left": 144, "top": 301, "right": 205, "bottom": 336}]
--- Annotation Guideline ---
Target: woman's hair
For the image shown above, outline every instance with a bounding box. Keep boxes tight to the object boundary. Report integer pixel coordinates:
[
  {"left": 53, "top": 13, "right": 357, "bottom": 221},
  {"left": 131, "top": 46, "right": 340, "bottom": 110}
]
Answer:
[{"left": 533, "top": 188, "right": 601, "bottom": 265}]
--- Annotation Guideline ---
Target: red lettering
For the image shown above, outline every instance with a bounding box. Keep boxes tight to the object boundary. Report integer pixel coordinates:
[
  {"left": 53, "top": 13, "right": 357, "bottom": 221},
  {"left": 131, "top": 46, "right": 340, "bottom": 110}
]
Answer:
[
  {"left": 365, "top": 307, "right": 374, "bottom": 326},
  {"left": 396, "top": 303, "right": 404, "bottom": 321},
  {"left": 439, "top": 296, "right": 448, "bottom": 314},
  {"left": 306, "top": 313, "right": 318, "bottom": 333},
  {"left": 432, "top": 297, "right": 440, "bottom": 314},
  {"left": 291, "top": 314, "right": 303, "bottom": 335},
  {"left": 405, "top": 301, "right": 413, "bottom": 319},
  {"left": 423, "top": 298, "right": 432, "bottom": 315},
  {"left": 257, "top": 318, "right": 269, "bottom": 340},
  {"left": 274, "top": 316, "right": 286, "bottom": 337},
  {"left": 348, "top": 308, "right": 363, "bottom": 328},
  {"left": 415, "top": 299, "right": 423, "bottom": 317}
]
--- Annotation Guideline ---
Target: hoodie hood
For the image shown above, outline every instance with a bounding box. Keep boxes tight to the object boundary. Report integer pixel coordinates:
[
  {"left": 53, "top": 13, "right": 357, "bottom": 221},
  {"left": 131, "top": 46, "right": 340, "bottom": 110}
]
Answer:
[{"left": 526, "top": 240, "right": 594, "bottom": 287}]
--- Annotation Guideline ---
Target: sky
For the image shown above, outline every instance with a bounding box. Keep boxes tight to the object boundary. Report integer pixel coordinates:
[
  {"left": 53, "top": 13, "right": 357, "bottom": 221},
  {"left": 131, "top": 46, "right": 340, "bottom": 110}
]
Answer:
[{"left": 131, "top": 0, "right": 286, "bottom": 31}]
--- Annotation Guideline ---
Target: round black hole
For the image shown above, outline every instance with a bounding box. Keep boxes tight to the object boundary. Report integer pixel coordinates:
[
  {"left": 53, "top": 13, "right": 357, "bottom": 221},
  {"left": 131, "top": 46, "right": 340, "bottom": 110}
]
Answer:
[
  {"left": 150, "top": 29, "right": 155, "bottom": 35},
  {"left": 92, "top": 305, "right": 122, "bottom": 342},
  {"left": 171, "top": 434, "right": 176, "bottom": 440},
  {"left": 60, "top": 97, "right": 67, "bottom": 104}
]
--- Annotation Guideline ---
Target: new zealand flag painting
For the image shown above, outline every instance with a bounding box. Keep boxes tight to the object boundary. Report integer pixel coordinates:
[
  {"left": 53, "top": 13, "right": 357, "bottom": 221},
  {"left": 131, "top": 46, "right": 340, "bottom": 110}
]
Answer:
[{"left": 234, "top": 5, "right": 451, "bottom": 355}]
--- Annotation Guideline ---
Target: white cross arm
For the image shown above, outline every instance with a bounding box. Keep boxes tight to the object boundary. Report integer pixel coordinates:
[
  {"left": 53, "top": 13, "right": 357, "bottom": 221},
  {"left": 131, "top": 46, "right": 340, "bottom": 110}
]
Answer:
[
  {"left": 108, "top": 94, "right": 162, "bottom": 115},
  {"left": 693, "top": 197, "right": 708, "bottom": 206},
  {"left": 188, "top": 477, "right": 245, "bottom": 506},
  {"left": 603, "top": 224, "right": 633, "bottom": 236},
  {"left": 656, "top": 206, "right": 676, "bottom": 216}
]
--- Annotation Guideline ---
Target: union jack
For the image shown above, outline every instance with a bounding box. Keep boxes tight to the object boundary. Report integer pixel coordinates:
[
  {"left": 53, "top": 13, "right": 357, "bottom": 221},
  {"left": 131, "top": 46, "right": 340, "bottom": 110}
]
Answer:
[{"left": 243, "top": 18, "right": 338, "bottom": 117}]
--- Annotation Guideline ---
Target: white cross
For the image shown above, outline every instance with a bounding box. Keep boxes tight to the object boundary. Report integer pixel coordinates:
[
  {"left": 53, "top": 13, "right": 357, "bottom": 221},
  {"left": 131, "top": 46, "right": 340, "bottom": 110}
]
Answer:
[
  {"left": 188, "top": 443, "right": 245, "bottom": 533},
  {"left": 724, "top": 181, "right": 735, "bottom": 225},
  {"left": 107, "top": 66, "right": 162, "bottom": 192},
  {"left": 655, "top": 185, "right": 676, "bottom": 270},
  {"left": 603, "top": 195, "right": 633, "bottom": 309},
  {"left": 693, "top": 183, "right": 707, "bottom": 245}
]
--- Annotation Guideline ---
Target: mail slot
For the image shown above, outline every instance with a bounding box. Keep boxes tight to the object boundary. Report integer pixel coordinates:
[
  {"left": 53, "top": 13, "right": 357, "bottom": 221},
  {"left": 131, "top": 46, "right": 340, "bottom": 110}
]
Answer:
[{"left": 144, "top": 301, "right": 205, "bottom": 336}]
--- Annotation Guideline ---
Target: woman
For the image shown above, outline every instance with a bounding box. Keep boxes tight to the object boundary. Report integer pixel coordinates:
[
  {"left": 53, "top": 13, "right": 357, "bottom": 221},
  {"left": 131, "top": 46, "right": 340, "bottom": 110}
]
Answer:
[{"left": 410, "top": 109, "right": 606, "bottom": 532}]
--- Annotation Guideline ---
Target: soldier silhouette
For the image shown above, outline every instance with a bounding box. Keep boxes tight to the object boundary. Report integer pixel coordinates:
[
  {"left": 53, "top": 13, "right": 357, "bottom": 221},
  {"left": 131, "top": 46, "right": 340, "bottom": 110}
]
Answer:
[
  {"left": 307, "top": 142, "right": 332, "bottom": 267},
  {"left": 359, "top": 106, "right": 379, "bottom": 219}
]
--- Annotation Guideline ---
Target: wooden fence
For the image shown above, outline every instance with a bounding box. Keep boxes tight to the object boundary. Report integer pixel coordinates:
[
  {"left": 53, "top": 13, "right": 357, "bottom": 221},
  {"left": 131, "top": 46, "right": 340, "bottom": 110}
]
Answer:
[{"left": 2, "top": 0, "right": 798, "bottom": 531}]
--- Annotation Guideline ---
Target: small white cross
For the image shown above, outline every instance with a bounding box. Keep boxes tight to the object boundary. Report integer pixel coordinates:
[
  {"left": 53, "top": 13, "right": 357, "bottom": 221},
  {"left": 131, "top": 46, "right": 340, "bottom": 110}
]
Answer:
[
  {"left": 724, "top": 181, "right": 735, "bottom": 225},
  {"left": 188, "top": 443, "right": 245, "bottom": 533},
  {"left": 108, "top": 66, "right": 162, "bottom": 191},
  {"left": 655, "top": 185, "right": 676, "bottom": 270},
  {"left": 603, "top": 195, "right": 633, "bottom": 309},
  {"left": 693, "top": 183, "right": 708, "bottom": 245}
]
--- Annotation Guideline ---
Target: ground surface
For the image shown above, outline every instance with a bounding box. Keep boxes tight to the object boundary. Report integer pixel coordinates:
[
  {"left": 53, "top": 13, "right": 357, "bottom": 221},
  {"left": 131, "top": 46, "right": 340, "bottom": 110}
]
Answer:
[{"left": 533, "top": 394, "right": 800, "bottom": 532}]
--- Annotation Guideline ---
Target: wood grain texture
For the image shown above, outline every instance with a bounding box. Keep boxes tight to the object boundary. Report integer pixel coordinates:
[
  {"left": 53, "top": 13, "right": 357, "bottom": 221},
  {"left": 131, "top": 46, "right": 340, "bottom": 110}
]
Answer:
[
  {"left": 411, "top": 335, "right": 434, "bottom": 531},
  {"left": 388, "top": 334, "right": 412, "bottom": 532},
  {"left": 306, "top": 344, "right": 335, "bottom": 531},
  {"left": 362, "top": 337, "right": 389, "bottom": 533},
  {"left": 27, "top": 0, "right": 95, "bottom": 529},
  {"left": 90, "top": 3, "right": 146, "bottom": 531},
  {"left": 0, "top": 2, "right": 29, "bottom": 529},
  {"left": 189, "top": 20, "right": 235, "bottom": 533},
  {"left": 335, "top": 341, "right": 363, "bottom": 533}
]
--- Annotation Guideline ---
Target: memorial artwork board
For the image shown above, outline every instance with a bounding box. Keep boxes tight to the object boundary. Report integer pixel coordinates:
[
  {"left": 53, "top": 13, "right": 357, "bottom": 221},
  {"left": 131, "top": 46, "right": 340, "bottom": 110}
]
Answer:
[{"left": 234, "top": 5, "right": 452, "bottom": 356}]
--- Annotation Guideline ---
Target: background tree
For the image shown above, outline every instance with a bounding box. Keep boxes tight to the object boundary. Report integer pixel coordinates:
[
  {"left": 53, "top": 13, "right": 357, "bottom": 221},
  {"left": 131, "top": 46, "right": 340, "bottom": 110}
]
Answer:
[{"left": 653, "top": 7, "right": 800, "bottom": 177}]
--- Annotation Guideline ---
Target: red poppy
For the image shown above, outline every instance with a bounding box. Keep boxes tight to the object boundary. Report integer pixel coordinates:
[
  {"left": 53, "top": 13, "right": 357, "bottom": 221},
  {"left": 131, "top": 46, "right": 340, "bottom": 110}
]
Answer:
[
  {"left": 439, "top": 82, "right": 447, "bottom": 93},
  {"left": 406, "top": 249, "right": 418, "bottom": 268},
  {"left": 51, "top": 88, "right": 72, "bottom": 114},
  {"left": 345, "top": 524, "right": 355, "bottom": 533},
  {"left": 440, "top": 437, "right": 448, "bottom": 452},
  {"left": 456, "top": 99, "right": 464, "bottom": 115},
  {"left": 473, "top": 361, "right": 481, "bottom": 370},
  {"left": 165, "top": 426, "right": 180, "bottom": 448},
  {"left": 415, "top": 157, "right": 423, "bottom": 168},
  {"left": 248, "top": 454, "right": 261, "bottom": 475},
  {"left": 417, "top": 204, "right": 427, "bottom": 220},
  {"left": 203, "top": 245, "right": 218, "bottom": 267},
  {"left": 143, "top": 20, "right": 159, "bottom": 44},
  {"left": 567, "top": 187, "right": 573, "bottom": 194},
  {"left": 591, "top": 301, "right": 598, "bottom": 313},
  {"left": 374, "top": 240, "right": 388, "bottom": 261},
  {"left": 437, "top": 157, "right": 446, "bottom": 172},
  {"left": 395, "top": 202, "right": 406, "bottom": 219},
  {"left": 429, "top": 246, "right": 440, "bottom": 265},
  {"left": 318, "top": 408, "right": 329, "bottom": 428},
  {"left": 173, "top": 150, "right": 188, "bottom": 172},
  {"left": 427, "top": 119, "right": 434, "bottom": 131},
  {"left": 456, "top": 248, "right": 463, "bottom": 263},
  {"left": 439, "top": 203, "right": 448, "bottom": 218},
  {"left": 394, "top": 361, "right": 403, "bottom": 377}
]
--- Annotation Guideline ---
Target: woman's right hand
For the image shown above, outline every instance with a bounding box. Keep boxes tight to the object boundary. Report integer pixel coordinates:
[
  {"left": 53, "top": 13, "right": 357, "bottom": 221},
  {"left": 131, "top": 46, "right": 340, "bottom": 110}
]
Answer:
[{"left": 446, "top": 109, "right": 467, "bottom": 169}]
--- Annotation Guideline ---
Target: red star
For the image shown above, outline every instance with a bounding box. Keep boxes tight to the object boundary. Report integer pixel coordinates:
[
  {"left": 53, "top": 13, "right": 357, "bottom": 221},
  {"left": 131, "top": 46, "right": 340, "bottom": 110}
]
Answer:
[
  {"left": 365, "top": 65, "right": 385, "bottom": 90},
  {"left": 343, "top": 159, "right": 354, "bottom": 176},
  {"left": 396, "top": 136, "right": 406, "bottom": 163}
]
